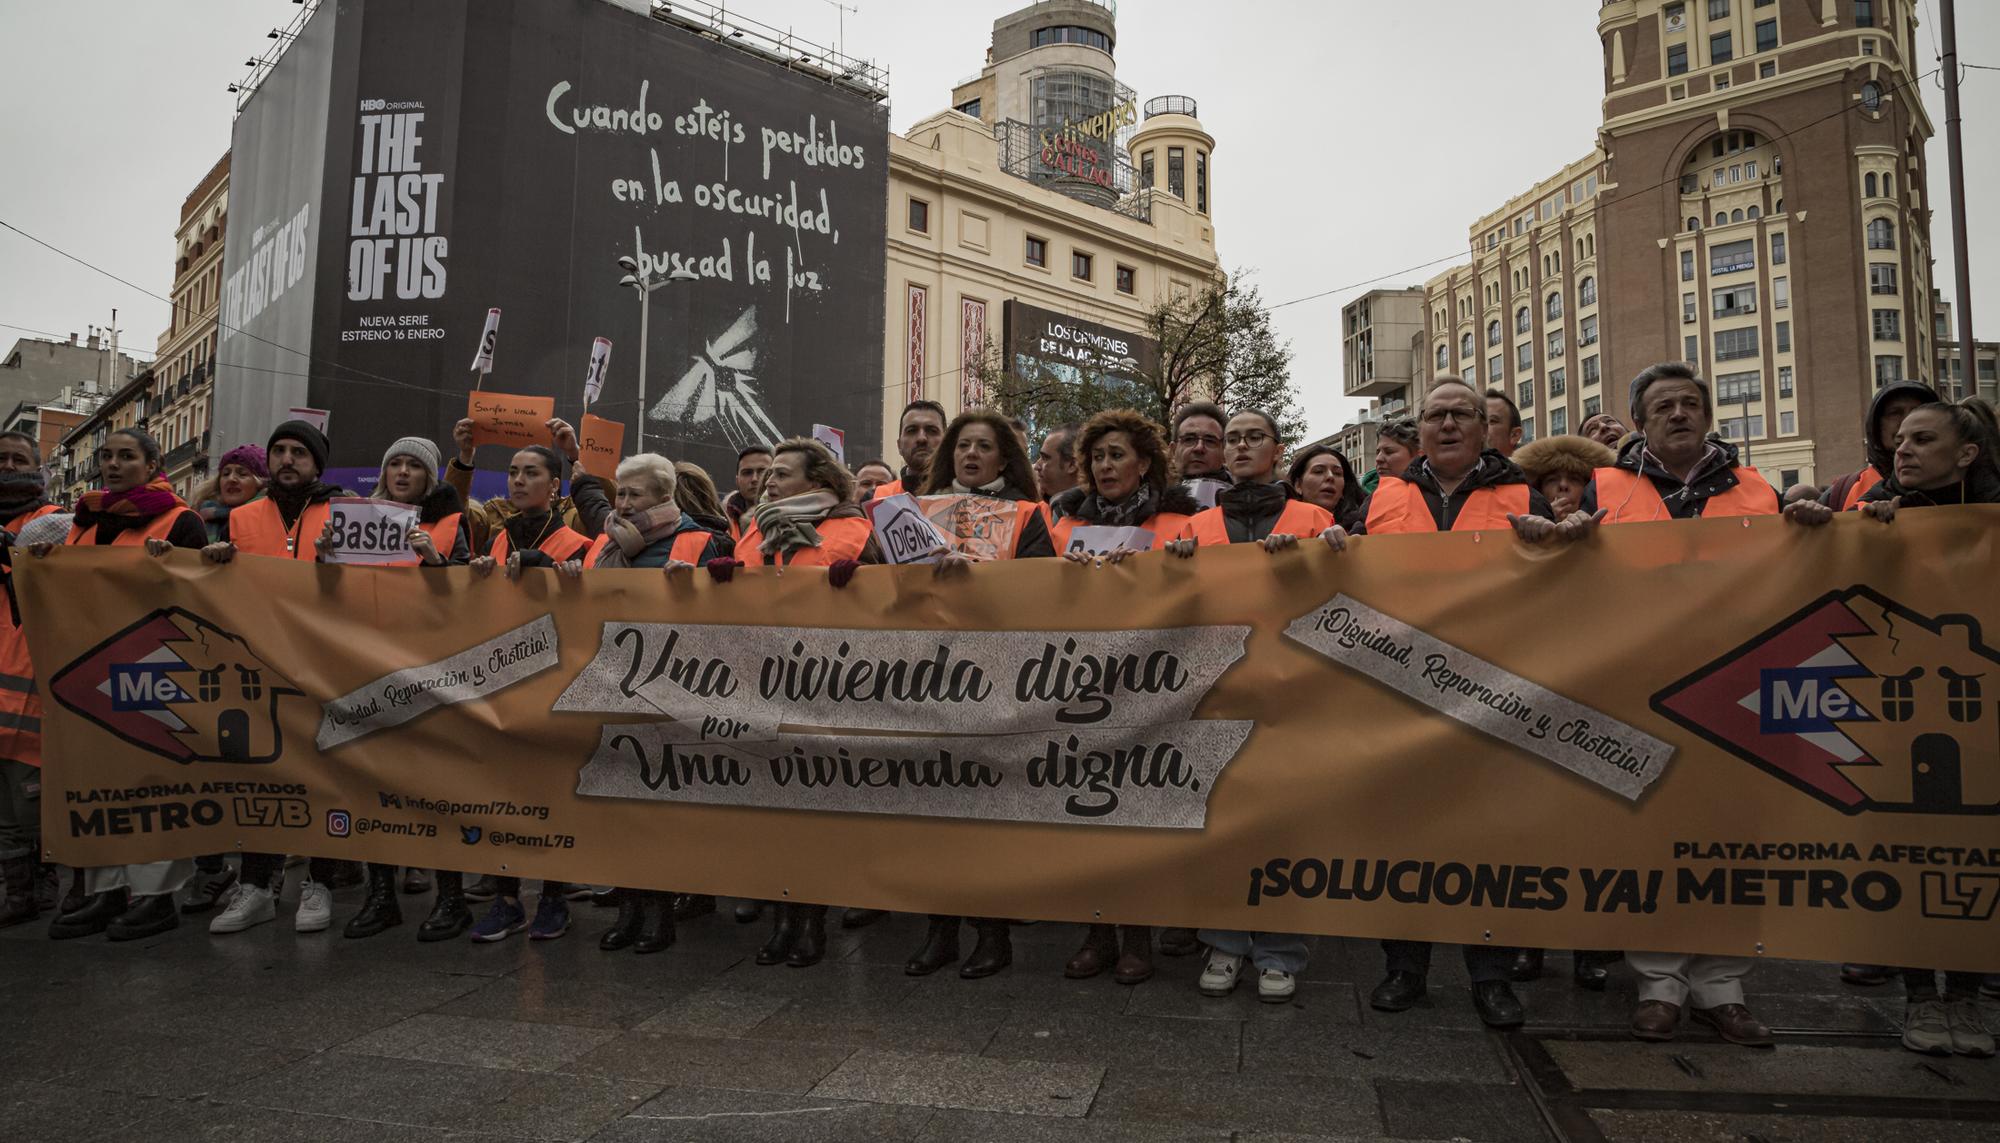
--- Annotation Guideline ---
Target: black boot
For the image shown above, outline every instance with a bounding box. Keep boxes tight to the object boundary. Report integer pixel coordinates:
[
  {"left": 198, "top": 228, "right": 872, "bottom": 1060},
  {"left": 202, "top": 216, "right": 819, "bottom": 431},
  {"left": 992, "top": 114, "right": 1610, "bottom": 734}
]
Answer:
[
  {"left": 756, "top": 902, "right": 799, "bottom": 965},
  {"left": 841, "top": 907, "right": 888, "bottom": 929},
  {"left": 734, "top": 899, "right": 764, "bottom": 924},
  {"left": 58, "top": 867, "right": 87, "bottom": 915},
  {"left": 1064, "top": 924, "right": 1119, "bottom": 979},
  {"left": 48, "top": 888, "right": 127, "bottom": 940},
  {"left": 786, "top": 905, "right": 828, "bottom": 968},
  {"left": 1158, "top": 926, "right": 1200, "bottom": 957},
  {"left": 418, "top": 871, "right": 473, "bottom": 942},
  {"left": 960, "top": 919, "right": 1013, "bottom": 979},
  {"left": 107, "top": 893, "right": 179, "bottom": 941},
  {"left": 904, "top": 914, "right": 961, "bottom": 976},
  {"left": 0, "top": 855, "right": 37, "bottom": 929},
  {"left": 33, "top": 857, "right": 58, "bottom": 912},
  {"left": 672, "top": 893, "right": 716, "bottom": 921},
  {"left": 1509, "top": 948, "right": 1545, "bottom": 982},
  {"left": 1572, "top": 950, "right": 1614, "bottom": 991},
  {"left": 600, "top": 889, "right": 644, "bottom": 951},
  {"left": 634, "top": 892, "right": 676, "bottom": 954},
  {"left": 344, "top": 863, "right": 404, "bottom": 939}
]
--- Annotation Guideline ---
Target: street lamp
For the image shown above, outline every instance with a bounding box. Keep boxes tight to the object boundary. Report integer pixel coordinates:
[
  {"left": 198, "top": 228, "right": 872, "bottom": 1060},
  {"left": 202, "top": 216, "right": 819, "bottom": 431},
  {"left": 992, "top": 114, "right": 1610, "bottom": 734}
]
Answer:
[{"left": 616, "top": 256, "right": 699, "bottom": 451}]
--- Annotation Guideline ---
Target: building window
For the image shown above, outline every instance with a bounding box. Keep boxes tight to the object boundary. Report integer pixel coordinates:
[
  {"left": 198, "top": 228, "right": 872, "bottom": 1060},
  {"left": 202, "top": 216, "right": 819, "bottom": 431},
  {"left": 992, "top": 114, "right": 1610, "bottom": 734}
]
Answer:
[
  {"left": 1489, "top": 354, "right": 1505, "bottom": 382},
  {"left": 1780, "top": 410, "right": 1796, "bottom": 435},
  {"left": 1755, "top": 19, "right": 1777, "bottom": 52},
  {"left": 1548, "top": 331, "right": 1566, "bottom": 358},
  {"left": 1025, "top": 235, "right": 1047, "bottom": 268},
  {"left": 1580, "top": 276, "right": 1597, "bottom": 306},
  {"left": 1462, "top": 332, "right": 1475, "bottom": 359},
  {"left": 1865, "top": 172, "right": 1878, "bottom": 197},
  {"left": 1681, "top": 249, "right": 1696, "bottom": 281},
  {"left": 1437, "top": 344, "right": 1450, "bottom": 370},
  {"left": 1875, "top": 354, "right": 1903, "bottom": 385},
  {"left": 1516, "top": 306, "right": 1531, "bottom": 334},
  {"left": 1861, "top": 81, "right": 1883, "bottom": 113},
  {"left": 1717, "top": 370, "right": 1762, "bottom": 403},
  {"left": 955, "top": 98, "right": 982, "bottom": 119},
  {"left": 1518, "top": 380, "right": 1534, "bottom": 409},
  {"left": 1521, "top": 417, "right": 1536, "bottom": 444},
  {"left": 1716, "top": 212, "right": 1729, "bottom": 227},
  {"left": 1585, "top": 395, "right": 1602, "bottom": 417},
  {"left": 1867, "top": 218, "right": 1895, "bottom": 249},
  {"left": 1546, "top": 292, "right": 1563, "bottom": 320},
  {"left": 1580, "top": 314, "right": 1599, "bottom": 346},
  {"left": 1855, "top": 0, "right": 1873, "bottom": 28},
  {"left": 1116, "top": 265, "right": 1136, "bottom": 295},
  {"left": 1072, "top": 251, "right": 1093, "bottom": 281},
  {"left": 1550, "top": 368, "right": 1567, "bottom": 397},
  {"left": 1195, "top": 151, "right": 1208, "bottom": 214},
  {"left": 1771, "top": 231, "right": 1788, "bottom": 264},
  {"left": 1869, "top": 264, "right": 1898, "bottom": 295},
  {"left": 1487, "top": 320, "right": 1502, "bottom": 347},
  {"left": 1721, "top": 414, "right": 1764, "bottom": 440},
  {"left": 1760, "top": 60, "right": 1777, "bottom": 78},
  {"left": 1141, "top": 150, "right": 1155, "bottom": 187},
  {"left": 1686, "top": 334, "right": 1701, "bottom": 361},
  {"left": 1517, "top": 342, "right": 1533, "bottom": 370},
  {"left": 1873, "top": 308, "right": 1901, "bottom": 341},
  {"left": 907, "top": 198, "right": 929, "bottom": 234},
  {"left": 1779, "top": 365, "right": 1794, "bottom": 396},
  {"left": 1711, "top": 31, "right": 1733, "bottom": 65},
  {"left": 1776, "top": 321, "right": 1791, "bottom": 352},
  {"left": 1713, "top": 284, "right": 1758, "bottom": 316},
  {"left": 1584, "top": 355, "right": 1601, "bottom": 385},
  {"left": 1711, "top": 239, "right": 1756, "bottom": 275},
  {"left": 1167, "top": 147, "right": 1185, "bottom": 199},
  {"left": 1709, "top": 0, "right": 1729, "bottom": 17},
  {"left": 1668, "top": 43, "right": 1689, "bottom": 76},
  {"left": 1716, "top": 326, "right": 1761, "bottom": 360},
  {"left": 1684, "top": 292, "right": 1698, "bottom": 323},
  {"left": 1861, "top": 37, "right": 1877, "bottom": 55},
  {"left": 1774, "top": 276, "right": 1790, "bottom": 308},
  {"left": 1550, "top": 408, "right": 1568, "bottom": 436}
]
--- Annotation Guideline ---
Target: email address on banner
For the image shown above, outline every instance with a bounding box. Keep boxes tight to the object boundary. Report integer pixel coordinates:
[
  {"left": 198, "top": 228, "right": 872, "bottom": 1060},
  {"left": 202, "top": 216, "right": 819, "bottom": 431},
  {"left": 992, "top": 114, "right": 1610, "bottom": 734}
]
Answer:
[{"left": 377, "top": 792, "right": 551, "bottom": 820}]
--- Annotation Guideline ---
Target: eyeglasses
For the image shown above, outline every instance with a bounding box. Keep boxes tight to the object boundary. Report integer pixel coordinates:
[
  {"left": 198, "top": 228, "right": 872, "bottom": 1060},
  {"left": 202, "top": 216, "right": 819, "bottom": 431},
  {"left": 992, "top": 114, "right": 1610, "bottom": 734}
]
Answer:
[
  {"left": 1177, "top": 433, "right": 1222, "bottom": 449},
  {"left": 1223, "top": 430, "right": 1272, "bottom": 447},
  {"left": 1420, "top": 409, "right": 1480, "bottom": 427}
]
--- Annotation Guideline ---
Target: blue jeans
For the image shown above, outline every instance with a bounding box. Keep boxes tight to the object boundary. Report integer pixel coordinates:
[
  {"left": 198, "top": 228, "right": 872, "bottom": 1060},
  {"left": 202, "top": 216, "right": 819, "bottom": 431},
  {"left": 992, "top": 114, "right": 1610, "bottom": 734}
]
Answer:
[{"left": 1199, "top": 929, "right": 1309, "bottom": 974}]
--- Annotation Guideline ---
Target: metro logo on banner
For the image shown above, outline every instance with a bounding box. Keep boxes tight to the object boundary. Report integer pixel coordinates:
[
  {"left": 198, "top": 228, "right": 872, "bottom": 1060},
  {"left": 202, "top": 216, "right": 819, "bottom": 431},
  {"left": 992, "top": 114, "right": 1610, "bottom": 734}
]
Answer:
[{"left": 1653, "top": 586, "right": 2000, "bottom": 817}]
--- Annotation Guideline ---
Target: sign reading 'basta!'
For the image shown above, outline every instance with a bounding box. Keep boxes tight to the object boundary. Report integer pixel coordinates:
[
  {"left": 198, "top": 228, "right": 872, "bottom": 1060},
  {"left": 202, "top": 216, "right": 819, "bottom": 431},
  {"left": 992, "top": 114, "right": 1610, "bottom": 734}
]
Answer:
[{"left": 20, "top": 509, "right": 2000, "bottom": 971}]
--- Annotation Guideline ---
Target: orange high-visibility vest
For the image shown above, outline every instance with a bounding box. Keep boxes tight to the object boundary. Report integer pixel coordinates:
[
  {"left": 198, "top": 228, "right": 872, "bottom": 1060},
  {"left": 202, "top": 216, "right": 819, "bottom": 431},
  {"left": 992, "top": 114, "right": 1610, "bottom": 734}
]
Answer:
[
  {"left": 582, "top": 528, "right": 714, "bottom": 568},
  {"left": 1593, "top": 465, "right": 1778, "bottom": 524},
  {"left": 371, "top": 512, "right": 464, "bottom": 567},
  {"left": 1840, "top": 466, "right": 1885, "bottom": 511},
  {"left": 1363, "top": 476, "right": 1529, "bottom": 535},
  {"left": 1050, "top": 512, "right": 1191, "bottom": 553},
  {"left": 0, "top": 505, "right": 62, "bottom": 767},
  {"left": 1181, "top": 500, "right": 1332, "bottom": 547},
  {"left": 227, "top": 496, "right": 334, "bottom": 559},
  {"left": 868, "top": 478, "right": 906, "bottom": 502},
  {"left": 734, "top": 515, "right": 874, "bottom": 567},
  {"left": 65, "top": 505, "right": 198, "bottom": 548},
  {"left": 488, "top": 524, "right": 591, "bottom": 563}
]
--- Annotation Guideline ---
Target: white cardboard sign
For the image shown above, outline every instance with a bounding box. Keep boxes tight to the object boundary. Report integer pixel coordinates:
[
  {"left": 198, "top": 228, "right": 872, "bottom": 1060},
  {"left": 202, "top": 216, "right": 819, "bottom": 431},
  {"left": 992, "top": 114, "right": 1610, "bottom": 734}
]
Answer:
[
  {"left": 322, "top": 498, "right": 419, "bottom": 566},
  {"left": 865, "top": 492, "right": 949, "bottom": 564}
]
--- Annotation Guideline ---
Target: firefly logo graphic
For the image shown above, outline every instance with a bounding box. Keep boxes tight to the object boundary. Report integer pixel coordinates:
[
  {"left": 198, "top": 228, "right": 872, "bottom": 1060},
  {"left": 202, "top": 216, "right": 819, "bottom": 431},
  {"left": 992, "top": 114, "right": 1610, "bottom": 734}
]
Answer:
[
  {"left": 1653, "top": 587, "right": 1999, "bottom": 816},
  {"left": 49, "top": 608, "right": 303, "bottom": 765}
]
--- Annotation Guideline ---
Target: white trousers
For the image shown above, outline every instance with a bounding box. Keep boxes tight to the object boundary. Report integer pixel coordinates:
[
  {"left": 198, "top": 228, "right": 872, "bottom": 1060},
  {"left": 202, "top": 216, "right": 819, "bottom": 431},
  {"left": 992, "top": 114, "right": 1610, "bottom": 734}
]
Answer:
[
  {"left": 86, "top": 859, "right": 194, "bottom": 897},
  {"left": 1626, "top": 950, "right": 1753, "bottom": 1007}
]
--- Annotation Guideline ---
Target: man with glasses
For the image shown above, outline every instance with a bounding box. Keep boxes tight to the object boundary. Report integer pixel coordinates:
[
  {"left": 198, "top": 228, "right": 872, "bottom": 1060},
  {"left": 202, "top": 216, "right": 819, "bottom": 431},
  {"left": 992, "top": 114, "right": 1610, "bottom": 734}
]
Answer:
[{"left": 1171, "top": 402, "right": 1231, "bottom": 510}]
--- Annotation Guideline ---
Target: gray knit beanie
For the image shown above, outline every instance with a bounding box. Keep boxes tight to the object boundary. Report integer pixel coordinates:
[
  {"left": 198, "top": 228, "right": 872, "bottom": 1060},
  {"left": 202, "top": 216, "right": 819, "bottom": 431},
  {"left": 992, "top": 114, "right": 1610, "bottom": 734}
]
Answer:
[{"left": 382, "top": 436, "right": 442, "bottom": 483}]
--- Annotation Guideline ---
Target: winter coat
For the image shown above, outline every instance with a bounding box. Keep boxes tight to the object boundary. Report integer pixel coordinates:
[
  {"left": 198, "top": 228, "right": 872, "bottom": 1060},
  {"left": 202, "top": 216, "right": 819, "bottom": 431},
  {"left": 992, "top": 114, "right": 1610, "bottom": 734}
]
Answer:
[
  {"left": 1353, "top": 451, "right": 1554, "bottom": 535},
  {"left": 1819, "top": 380, "right": 1941, "bottom": 509},
  {"left": 1579, "top": 436, "right": 1779, "bottom": 520}
]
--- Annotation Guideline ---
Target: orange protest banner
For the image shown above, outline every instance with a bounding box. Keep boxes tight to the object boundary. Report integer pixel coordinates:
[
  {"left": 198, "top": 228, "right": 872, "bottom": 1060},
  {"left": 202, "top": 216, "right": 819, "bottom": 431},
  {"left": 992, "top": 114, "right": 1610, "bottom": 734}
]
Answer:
[
  {"left": 579, "top": 414, "right": 624, "bottom": 478},
  {"left": 18, "top": 508, "right": 2000, "bottom": 970},
  {"left": 465, "top": 392, "right": 554, "bottom": 447}
]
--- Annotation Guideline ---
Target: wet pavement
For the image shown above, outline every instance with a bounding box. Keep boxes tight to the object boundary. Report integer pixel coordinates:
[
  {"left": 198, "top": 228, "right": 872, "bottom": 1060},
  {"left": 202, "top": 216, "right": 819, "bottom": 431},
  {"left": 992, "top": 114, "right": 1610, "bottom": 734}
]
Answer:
[{"left": 3, "top": 880, "right": 1995, "bottom": 1142}]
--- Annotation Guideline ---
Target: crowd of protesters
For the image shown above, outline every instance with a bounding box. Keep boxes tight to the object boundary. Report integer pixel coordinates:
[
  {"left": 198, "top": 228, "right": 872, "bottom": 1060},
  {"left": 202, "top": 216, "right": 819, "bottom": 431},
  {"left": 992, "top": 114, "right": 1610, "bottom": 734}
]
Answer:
[{"left": 0, "top": 359, "right": 1994, "bottom": 1061}]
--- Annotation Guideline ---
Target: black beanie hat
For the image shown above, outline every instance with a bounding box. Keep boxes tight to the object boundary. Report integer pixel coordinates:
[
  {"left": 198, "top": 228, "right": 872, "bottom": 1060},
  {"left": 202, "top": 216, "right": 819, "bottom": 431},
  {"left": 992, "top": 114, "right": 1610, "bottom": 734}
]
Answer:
[{"left": 268, "top": 419, "right": 331, "bottom": 475}]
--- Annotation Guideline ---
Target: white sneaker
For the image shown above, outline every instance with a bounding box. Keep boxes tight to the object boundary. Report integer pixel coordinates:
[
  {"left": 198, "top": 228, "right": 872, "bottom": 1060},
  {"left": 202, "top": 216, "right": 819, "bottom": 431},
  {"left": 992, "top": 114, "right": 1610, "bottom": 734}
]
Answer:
[
  {"left": 294, "top": 880, "right": 332, "bottom": 933},
  {"left": 1198, "top": 951, "right": 1245, "bottom": 996},
  {"left": 1946, "top": 998, "right": 1996, "bottom": 1058},
  {"left": 1257, "top": 968, "right": 1297, "bottom": 1003},
  {"left": 1901, "top": 999, "right": 1953, "bottom": 1055},
  {"left": 209, "top": 884, "right": 276, "bottom": 934}
]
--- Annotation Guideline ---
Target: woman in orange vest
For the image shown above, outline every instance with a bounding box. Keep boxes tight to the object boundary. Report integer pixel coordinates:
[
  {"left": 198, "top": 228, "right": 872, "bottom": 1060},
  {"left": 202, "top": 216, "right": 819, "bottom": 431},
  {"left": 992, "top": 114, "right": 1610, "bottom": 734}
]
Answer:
[
  {"left": 1286, "top": 443, "right": 1365, "bottom": 532},
  {"left": 27, "top": 428, "right": 208, "bottom": 941},
  {"left": 1163, "top": 409, "right": 1326, "bottom": 1004},
  {"left": 0, "top": 430, "right": 68, "bottom": 929},
  {"left": 331, "top": 436, "right": 476, "bottom": 946},
  {"left": 192, "top": 443, "right": 267, "bottom": 544},
  {"left": 728, "top": 437, "right": 881, "bottom": 573},
  {"left": 1048, "top": 408, "right": 1197, "bottom": 568},
  {"left": 912, "top": 409, "right": 1056, "bottom": 564}
]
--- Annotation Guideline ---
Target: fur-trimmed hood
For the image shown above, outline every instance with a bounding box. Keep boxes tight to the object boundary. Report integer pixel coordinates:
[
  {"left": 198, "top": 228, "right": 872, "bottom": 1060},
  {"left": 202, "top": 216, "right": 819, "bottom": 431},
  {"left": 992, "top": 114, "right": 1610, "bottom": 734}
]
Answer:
[
  {"left": 1513, "top": 435, "right": 1614, "bottom": 487},
  {"left": 1059, "top": 482, "right": 1201, "bottom": 525}
]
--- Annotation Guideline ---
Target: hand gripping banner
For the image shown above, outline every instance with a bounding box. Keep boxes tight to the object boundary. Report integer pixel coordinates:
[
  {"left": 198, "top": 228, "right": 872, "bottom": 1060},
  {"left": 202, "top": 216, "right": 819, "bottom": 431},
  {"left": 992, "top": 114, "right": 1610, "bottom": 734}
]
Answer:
[{"left": 19, "top": 508, "right": 2000, "bottom": 970}]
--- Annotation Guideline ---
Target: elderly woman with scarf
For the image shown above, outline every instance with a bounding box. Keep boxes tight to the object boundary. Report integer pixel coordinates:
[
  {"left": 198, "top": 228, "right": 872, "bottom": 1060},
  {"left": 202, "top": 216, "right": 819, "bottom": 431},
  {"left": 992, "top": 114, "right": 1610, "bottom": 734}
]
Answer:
[
  {"left": 1286, "top": 443, "right": 1365, "bottom": 533},
  {"left": 713, "top": 439, "right": 879, "bottom": 967},
  {"left": 1167, "top": 409, "right": 1330, "bottom": 1004},
  {"left": 27, "top": 428, "right": 208, "bottom": 941}
]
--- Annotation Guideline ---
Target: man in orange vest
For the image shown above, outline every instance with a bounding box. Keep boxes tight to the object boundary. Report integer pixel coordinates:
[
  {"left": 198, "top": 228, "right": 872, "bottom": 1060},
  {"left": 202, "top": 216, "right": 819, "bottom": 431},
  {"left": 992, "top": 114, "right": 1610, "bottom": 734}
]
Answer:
[
  {"left": 1817, "top": 380, "right": 1938, "bottom": 512},
  {"left": 0, "top": 430, "right": 63, "bottom": 927},
  {"left": 867, "top": 399, "right": 947, "bottom": 502},
  {"left": 202, "top": 419, "right": 347, "bottom": 565},
  {"left": 1578, "top": 363, "right": 1781, "bottom": 524},
  {"left": 1341, "top": 378, "right": 1566, "bottom": 1029}
]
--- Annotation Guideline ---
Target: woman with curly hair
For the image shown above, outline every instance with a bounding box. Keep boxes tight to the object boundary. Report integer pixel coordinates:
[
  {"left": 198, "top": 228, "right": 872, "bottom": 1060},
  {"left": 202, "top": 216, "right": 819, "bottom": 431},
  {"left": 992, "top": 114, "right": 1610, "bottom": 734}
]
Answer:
[{"left": 1050, "top": 408, "right": 1197, "bottom": 561}]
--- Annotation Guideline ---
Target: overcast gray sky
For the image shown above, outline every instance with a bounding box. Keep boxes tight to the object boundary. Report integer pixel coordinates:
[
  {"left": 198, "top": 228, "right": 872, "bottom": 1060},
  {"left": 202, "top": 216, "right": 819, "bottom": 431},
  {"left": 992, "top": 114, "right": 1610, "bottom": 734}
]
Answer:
[{"left": 1, "top": 0, "right": 1994, "bottom": 439}]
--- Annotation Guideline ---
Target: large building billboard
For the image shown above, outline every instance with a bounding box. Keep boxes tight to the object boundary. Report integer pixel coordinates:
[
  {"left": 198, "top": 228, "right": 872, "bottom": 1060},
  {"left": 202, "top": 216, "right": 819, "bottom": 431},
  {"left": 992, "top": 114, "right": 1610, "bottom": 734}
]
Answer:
[
  {"left": 217, "top": 0, "right": 889, "bottom": 489},
  {"left": 1003, "top": 299, "right": 1158, "bottom": 394}
]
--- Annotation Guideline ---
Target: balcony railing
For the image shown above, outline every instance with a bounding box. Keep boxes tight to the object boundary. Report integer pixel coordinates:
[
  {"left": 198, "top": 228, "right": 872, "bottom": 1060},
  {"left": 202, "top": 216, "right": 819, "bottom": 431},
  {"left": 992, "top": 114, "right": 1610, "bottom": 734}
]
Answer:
[
  {"left": 164, "top": 430, "right": 211, "bottom": 470},
  {"left": 1143, "top": 95, "right": 1197, "bottom": 119}
]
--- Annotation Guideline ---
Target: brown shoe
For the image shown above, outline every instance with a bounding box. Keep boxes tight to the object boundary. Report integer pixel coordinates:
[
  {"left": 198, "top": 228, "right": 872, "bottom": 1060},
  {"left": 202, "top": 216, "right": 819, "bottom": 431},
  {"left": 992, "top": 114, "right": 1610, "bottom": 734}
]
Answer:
[
  {"left": 1064, "top": 924, "right": 1118, "bottom": 979},
  {"left": 1693, "top": 1003, "right": 1774, "bottom": 1048},
  {"left": 1631, "top": 999, "right": 1682, "bottom": 1041},
  {"left": 1112, "top": 925, "right": 1154, "bottom": 985}
]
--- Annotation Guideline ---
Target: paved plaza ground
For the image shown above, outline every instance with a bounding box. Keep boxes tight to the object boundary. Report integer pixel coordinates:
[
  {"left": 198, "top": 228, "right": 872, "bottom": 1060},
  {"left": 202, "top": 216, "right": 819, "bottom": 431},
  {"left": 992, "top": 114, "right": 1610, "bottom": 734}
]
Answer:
[{"left": 3, "top": 882, "right": 1995, "bottom": 1142}]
